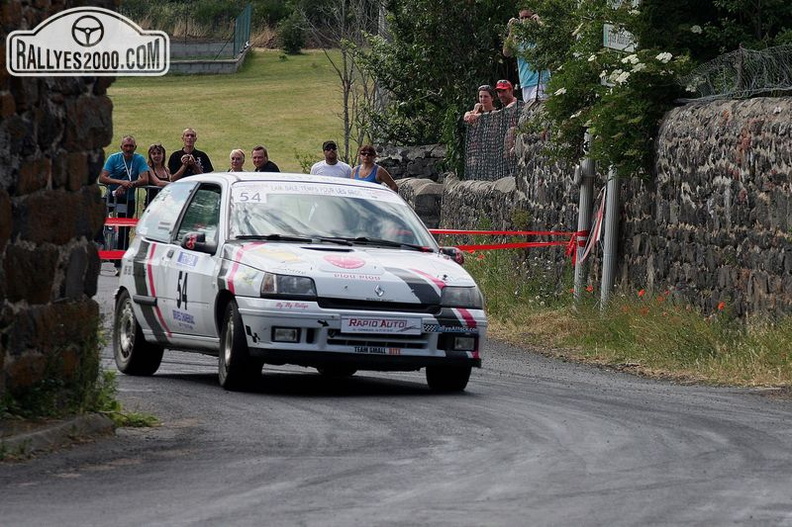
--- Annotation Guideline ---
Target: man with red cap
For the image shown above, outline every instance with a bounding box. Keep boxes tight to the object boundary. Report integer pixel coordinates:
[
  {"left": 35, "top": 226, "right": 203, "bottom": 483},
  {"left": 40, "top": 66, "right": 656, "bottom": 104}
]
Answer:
[{"left": 495, "top": 79, "right": 518, "bottom": 109}]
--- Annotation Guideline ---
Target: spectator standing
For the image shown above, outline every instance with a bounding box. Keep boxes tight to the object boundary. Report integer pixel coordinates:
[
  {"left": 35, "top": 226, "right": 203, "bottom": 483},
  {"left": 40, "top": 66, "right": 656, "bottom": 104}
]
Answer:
[
  {"left": 98, "top": 135, "right": 149, "bottom": 274},
  {"left": 309, "top": 140, "right": 352, "bottom": 178},
  {"left": 252, "top": 145, "right": 280, "bottom": 172},
  {"left": 350, "top": 145, "right": 398, "bottom": 191},
  {"left": 495, "top": 79, "right": 519, "bottom": 108},
  {"left": 229, "top": 149, "right": 246, "bottom": 172},
  {"left": 463, "top": 85, "right": 497, "bottom": 124},
  {"left": 503, "top": 7, "right": 551, "bottom": 103},
  {"left": 145, "top": 143, "right": 171, "bottom": 205},
  {"left": 168, "top": 128, "right": 214, "bottom": 181}
]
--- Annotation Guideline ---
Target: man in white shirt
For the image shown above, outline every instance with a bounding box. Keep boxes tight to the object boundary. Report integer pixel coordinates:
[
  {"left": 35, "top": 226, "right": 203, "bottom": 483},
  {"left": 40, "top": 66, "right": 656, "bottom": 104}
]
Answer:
[{"left": 309, "top": 140, "right": 352, "bottom": 178}]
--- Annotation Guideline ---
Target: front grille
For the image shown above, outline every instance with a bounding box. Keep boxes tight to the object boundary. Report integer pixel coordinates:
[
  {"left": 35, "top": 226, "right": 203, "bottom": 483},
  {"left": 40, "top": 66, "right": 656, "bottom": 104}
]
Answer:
[
  {"left": 327, "top": 330, "right": 429, "bottom": 349},
  {"left": 318, "top": 297, "right": 441, "bottom": 314}
]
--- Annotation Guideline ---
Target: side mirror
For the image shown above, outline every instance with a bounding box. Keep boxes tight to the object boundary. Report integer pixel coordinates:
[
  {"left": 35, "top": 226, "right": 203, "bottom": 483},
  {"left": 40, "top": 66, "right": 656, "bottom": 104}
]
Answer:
[
  {"left": 181, "top": 231, "right": 217, "bottom": 255},
  {"left": 440, "top": 246, "right": 465, "bottom": 265}
]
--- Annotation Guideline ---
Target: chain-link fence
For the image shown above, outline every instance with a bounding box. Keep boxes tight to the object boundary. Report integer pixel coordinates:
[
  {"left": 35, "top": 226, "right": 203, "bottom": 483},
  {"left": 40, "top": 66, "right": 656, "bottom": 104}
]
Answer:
[
  {"left": 464, "top": 102, "right": 524, "bottom": 181},
  {"left": 679, "top": 44, "right": 792, "bottom": 101}
]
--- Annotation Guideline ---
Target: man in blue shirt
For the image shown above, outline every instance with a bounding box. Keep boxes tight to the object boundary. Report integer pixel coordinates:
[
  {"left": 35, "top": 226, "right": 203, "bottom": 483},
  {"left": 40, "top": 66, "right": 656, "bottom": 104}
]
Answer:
[
  {"left": 503, "top": 7, "right": 551, "bottom": 103},
  {"left": 98, "top": 135, "right": 149, "bottom": 274}
]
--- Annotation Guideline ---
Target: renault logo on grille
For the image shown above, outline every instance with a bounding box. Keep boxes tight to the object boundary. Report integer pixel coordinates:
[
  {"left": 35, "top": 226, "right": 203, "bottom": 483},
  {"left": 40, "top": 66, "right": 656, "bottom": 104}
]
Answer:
[{"left": 374, "top": 285, "right": 385, "bottom": 297}]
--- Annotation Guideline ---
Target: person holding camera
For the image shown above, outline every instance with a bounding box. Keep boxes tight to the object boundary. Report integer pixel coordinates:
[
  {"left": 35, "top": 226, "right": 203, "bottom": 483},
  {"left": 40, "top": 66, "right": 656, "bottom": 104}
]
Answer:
[
  {"left": 503, "top": 7, "right": 551, "bottom": 103},
  {"left": 169, "top": 127, "right": 214, "bottom": 181}
]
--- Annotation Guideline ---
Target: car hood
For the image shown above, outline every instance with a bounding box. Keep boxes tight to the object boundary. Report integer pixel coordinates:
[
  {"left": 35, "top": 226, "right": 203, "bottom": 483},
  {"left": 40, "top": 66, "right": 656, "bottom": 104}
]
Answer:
[{"left": 221, "top": 241, "right": 477, "bottom": 304}]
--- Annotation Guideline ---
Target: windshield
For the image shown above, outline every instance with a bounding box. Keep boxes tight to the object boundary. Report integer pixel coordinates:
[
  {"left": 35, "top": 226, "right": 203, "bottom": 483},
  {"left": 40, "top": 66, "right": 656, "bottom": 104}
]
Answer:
[{"left": 229, "top": 181, "right": 438, "bottom": 249}]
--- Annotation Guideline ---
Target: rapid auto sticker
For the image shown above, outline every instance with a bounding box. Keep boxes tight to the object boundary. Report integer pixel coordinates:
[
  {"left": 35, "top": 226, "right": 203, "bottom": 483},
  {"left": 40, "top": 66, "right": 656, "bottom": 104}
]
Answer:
[{"left": 341, "top": 316, "right": 422, "bottom": 335}]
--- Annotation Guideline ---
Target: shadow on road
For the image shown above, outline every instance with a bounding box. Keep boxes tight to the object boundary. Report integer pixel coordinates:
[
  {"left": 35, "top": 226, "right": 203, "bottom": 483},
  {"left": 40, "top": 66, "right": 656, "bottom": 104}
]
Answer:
[{"left": 150, "top": 370, "right": 474, "bottom": 398}]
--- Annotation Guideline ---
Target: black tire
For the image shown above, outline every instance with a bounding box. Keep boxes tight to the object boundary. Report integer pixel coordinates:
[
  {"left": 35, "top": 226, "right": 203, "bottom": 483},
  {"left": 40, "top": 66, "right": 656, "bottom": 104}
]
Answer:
[
  {"left": 316, "top": 365, "right": 357, "bottom": 378},
  {"left": 218, "top": 300, "right": 261, "bottom": 391},
  {"left": 425, "top": 365, "right": 472, "bottom": 392},
  {"left": 113, "top": 289, "right": 164, "bottom": 376}
]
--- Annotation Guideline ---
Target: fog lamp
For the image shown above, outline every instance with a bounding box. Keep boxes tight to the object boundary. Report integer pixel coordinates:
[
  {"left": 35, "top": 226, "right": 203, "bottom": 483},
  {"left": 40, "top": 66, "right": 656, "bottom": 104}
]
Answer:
[{"left": 273, "top": 328, "right": 300, "bottom": 343}]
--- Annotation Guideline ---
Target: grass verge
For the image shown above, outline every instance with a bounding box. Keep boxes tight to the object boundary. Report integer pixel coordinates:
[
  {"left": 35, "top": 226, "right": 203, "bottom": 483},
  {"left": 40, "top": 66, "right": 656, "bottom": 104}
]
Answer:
[{"left": 462, "top": 244, "right": 792, "bottom": 388}]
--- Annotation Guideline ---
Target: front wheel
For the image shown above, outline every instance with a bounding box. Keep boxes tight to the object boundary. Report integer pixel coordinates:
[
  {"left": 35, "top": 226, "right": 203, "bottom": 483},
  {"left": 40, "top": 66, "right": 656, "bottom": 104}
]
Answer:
[
  {"left": 113, "top": 289, "right": 164, "bottom": 376},
  {"left": 218, "top": 300, "right": 261, "bottom": 391},
  {"left": 425, "top": 365, "right": 472, "bottom": 392}
]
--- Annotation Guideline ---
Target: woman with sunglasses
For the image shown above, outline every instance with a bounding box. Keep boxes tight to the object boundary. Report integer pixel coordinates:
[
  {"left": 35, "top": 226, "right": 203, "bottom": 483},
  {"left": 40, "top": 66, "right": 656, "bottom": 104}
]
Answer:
[
  {"left": 350, "top": 145, "right": 398, "bottom": 191},
  {"left": 463, "top": 84, "right": 497, "bottom": 124}
]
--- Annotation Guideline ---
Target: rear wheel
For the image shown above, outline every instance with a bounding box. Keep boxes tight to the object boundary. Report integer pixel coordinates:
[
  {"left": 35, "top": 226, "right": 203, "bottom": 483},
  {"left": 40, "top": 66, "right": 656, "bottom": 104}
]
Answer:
[
  {"left": 218, "top": 300, "right": 261, "bottom": 391},
  {"left": 425, "top": 365, "right": 472, "bottom": 392},
  {"left": 113, "top": 289, "right": 164, "bottom": 375}
]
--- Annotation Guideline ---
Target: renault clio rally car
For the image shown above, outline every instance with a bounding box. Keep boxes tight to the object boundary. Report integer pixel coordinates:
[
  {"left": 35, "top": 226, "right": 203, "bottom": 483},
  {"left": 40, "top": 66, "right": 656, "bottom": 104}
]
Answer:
[{"left": 113, "top": 173, "right": 487, "bottom": 391}]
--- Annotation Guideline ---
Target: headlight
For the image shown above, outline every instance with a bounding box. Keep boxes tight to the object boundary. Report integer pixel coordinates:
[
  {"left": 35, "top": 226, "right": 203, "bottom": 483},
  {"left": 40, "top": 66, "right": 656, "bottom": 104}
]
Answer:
[
  {"left": 260, "top": 272, "right": 317, "bottom": 299},
  {"left": 440, "top": 286, "right": 484, "bottom": 308}
]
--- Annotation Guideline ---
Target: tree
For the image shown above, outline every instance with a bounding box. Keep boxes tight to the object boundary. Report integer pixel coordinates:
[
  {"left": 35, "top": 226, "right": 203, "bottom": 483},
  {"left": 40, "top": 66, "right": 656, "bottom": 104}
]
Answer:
[
  {"left": 299, "top": 0, "right": 382, "bottom": 162},
  {"left": 358, "top": 0, "right": 521, "bottom": 173}
]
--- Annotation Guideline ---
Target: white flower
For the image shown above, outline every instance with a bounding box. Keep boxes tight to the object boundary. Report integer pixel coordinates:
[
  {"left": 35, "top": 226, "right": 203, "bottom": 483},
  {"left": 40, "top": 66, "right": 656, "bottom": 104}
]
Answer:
[
  {"left": 631, "top": 63, "right": 646, "bottom": 73},
  {"left": 629, "top": 9, "right": 640, "bottom": 15},
  {"left": 588, "top": 54, "right": 597, "bottom": 62},
  {"left": 554, "top": 87, "right": 567, "bottom": 96},
  {"left": 600, "top": 70, "right": 608, "bottom": 79},
  {"left": 611, "top": 70, "right": 630, "bottom": 84},
  {"left": 690, "top": 25, "right": 702, "bottom": 34},
  {"left": 656, "top": 52, "right": 673, "bottom": 63},
  {"left": 570, "top": 110, "right": 582, "bottom": 119},
  {"left": 621, "top": 54, "right": 639, "bottom": 65}
]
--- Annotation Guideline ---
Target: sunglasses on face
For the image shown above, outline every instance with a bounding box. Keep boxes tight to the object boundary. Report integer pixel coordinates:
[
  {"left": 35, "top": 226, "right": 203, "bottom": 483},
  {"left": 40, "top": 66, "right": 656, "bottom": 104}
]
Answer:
[
  {"left": 478, "top": 85, "right": 492, "bottom": 91},
  {"left": 360, "top": 152, "right": 375, "bottom": 156},
  {"left": 324, "top": 147, "right": 337, "bottom": 151}
]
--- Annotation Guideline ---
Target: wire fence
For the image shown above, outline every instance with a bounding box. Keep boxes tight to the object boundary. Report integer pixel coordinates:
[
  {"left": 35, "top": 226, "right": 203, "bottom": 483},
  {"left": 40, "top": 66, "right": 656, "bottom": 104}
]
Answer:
[
  {"left": 463, "top": 102, "right": 524, "bottom": 181},
  {"left": 679, "top": 44, "right": 792, "bottom": 101}
]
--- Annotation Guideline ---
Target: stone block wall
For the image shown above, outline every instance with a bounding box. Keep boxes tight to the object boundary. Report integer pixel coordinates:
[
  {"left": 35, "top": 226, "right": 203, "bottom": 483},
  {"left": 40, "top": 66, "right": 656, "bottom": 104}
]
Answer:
[
  {"left": 1, "top": 1, "right": 113, "bottom": 398},
  {"left": 437, "top": 97, "right": 792, "bottom": 319}
]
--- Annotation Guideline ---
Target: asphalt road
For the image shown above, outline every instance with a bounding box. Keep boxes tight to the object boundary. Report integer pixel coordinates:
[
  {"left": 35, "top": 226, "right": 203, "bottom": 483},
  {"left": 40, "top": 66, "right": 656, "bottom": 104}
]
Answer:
[{"left": 1, "top": 266, "right": 791, "bottom": 526}]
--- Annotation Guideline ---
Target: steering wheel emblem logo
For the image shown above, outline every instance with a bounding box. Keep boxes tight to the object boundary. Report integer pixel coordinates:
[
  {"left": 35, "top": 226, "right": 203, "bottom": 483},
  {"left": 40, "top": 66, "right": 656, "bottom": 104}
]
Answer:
[
  {"left": 71, "top": 15, "right": 104, "bottom": 47},
  {"left": 374, "top": 285, "right": 385, "bottom": 297}
]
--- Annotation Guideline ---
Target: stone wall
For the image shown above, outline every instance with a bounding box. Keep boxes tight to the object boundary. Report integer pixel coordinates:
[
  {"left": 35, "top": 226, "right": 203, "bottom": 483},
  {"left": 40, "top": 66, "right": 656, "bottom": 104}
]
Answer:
[
  {"left": 431, "top": 97, "right": 792, "bottom": 319},
  {"left": 1, "top": 1, "right": 113, "bottom": 398}
]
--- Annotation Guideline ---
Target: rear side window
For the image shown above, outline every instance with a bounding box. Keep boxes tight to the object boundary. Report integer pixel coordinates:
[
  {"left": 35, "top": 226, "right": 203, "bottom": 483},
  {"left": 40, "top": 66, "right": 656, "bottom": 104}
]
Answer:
[{"left": 136, "top": 181, "right": 197, "bottom": 243}]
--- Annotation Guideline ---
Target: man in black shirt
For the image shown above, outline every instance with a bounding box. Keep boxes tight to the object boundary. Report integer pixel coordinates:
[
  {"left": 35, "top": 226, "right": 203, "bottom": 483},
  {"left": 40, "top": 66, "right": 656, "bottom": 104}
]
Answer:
[
  {"left": 169, "top": 128, "right": 214, "bottom": 180},
  {"left": 251, "top": 145, "right": 280, "bottom": 172}
]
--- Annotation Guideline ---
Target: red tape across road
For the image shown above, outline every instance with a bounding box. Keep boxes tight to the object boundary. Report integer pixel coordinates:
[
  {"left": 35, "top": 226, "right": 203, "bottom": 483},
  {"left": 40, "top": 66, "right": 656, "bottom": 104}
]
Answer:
[{"left": 98, "top": 219, "right": 588, "bottom": 260}]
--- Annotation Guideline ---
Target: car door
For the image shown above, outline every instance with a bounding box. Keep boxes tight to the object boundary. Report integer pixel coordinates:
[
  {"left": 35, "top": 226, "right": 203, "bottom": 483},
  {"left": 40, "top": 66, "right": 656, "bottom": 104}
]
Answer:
[
  {"left": 159, "top": 184, "right": 224, "bottom": 340},
  {"left": 130, "top": 180, "right": 197, "bottom": 345}
]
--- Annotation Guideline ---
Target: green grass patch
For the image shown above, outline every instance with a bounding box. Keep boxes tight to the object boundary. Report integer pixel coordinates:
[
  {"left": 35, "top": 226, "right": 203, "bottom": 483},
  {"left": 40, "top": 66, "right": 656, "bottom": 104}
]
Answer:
[
  {"left": 109, "top": 49, "right": 346, "bottom": 173},
  {"left": 465, "top": 247, "right": 792, "bottom": 388}
]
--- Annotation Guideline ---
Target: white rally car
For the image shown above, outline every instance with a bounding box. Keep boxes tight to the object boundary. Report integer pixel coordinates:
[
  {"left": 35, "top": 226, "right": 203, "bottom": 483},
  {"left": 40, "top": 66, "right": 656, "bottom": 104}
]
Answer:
[{"left": 113, "top": 173, "right": 487, "bottom": 391}]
